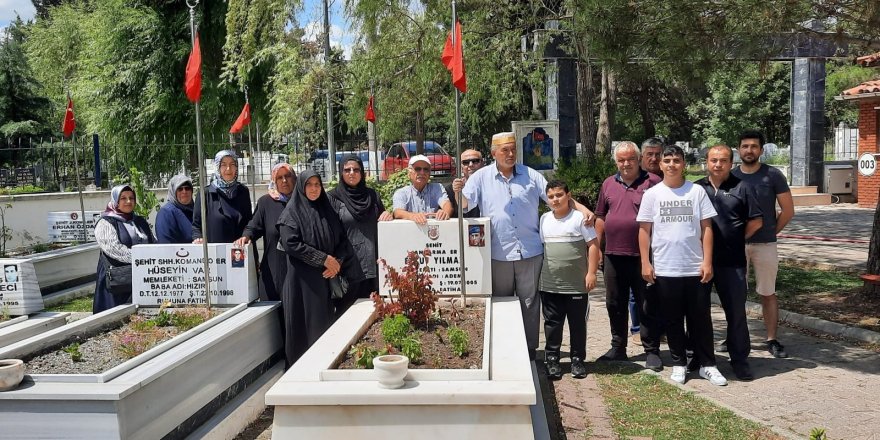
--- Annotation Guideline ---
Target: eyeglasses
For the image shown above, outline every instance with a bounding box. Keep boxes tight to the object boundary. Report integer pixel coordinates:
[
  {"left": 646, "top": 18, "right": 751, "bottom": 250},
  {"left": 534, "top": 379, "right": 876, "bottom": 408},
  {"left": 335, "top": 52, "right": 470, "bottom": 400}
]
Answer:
[
  {"left": 342, "top": 168, "right": 362, "bottom": 174},
  {"left": 461, "top": 159, "right": 482, "bottom": 166},
  {"left": 412, "top": 166, "right": 431, "bottom": 173},
  {"left": 177, "top": 186, "right": 193, "bottom": 191}
]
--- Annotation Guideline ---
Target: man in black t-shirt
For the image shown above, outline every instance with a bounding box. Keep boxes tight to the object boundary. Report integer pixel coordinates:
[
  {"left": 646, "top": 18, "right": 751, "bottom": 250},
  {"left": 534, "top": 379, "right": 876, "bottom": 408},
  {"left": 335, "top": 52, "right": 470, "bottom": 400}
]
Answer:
[{"left": 697, "top": 145, "right": 763, "bottom": 380}]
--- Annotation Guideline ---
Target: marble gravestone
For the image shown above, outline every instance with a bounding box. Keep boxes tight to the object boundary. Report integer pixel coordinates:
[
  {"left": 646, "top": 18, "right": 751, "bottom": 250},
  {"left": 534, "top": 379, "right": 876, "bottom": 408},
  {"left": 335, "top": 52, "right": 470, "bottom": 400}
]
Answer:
[
  {"left": 377, "top": 218, "right": 492, "bottom": 296},
  {"left": 0, "top": 259, "right": 44, "bottom": 316},
  {"left": 46, "top": 211, "right": 102, "bottom": 242},
  {"left": 132, "top": 244, "right": 258, "bottom": 307}
]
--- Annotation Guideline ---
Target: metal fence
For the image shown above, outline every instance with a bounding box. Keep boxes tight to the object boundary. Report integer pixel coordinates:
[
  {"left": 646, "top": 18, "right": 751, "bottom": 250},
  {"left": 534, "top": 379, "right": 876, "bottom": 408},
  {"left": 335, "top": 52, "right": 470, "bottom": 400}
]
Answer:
[{"left": 0, "top": 131, "right": 477, "bottom": 191}]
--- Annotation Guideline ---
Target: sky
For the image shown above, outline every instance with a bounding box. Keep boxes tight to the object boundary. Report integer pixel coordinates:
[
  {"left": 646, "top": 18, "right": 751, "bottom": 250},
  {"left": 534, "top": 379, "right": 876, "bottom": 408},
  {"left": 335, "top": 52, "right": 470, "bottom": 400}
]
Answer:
[{"left": 0, "top": 0, "right": 356, "bottom": 58}]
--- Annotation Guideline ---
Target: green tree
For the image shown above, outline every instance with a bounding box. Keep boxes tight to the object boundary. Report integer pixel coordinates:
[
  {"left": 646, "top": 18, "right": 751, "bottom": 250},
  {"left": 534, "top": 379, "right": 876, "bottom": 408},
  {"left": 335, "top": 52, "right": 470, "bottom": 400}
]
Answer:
[{"left": 0, "top": 17, "right": 52, "bottom": 141}]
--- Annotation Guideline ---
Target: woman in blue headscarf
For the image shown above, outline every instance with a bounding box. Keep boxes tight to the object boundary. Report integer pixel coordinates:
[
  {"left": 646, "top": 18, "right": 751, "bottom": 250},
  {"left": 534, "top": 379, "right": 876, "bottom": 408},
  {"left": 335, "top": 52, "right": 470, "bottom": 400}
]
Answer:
[
  {"left": 235, "top": 163, "right": 296, "bottom": 301},
  {"left": 192, "top": 150, "right": 253, "bottom": 243},
  {"left": 93, "top": 184, "right": 155, "bottom": 313},
  {"left": 155, "top": 175, "right": 194, "bottom": 244}
]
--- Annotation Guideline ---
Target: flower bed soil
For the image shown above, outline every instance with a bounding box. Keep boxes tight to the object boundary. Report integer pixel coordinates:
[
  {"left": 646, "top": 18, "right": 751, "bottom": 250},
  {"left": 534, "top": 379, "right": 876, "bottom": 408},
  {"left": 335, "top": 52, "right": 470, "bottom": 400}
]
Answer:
[
  {"left": 24, "top": 308, "right": 217, "bottom": 375},
  {"left": 337, "top": 301, "right": 485, "bottom": 370}
]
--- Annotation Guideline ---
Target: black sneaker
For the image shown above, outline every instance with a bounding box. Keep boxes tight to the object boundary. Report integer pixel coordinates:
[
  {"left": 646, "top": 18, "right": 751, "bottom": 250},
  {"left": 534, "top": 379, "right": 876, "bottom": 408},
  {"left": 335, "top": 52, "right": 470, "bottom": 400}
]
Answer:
[
  {"left": 645, "top": 352, "right": 663, "bottom": 372},
  {"left": 597, "top": 347, "right": 628, "bottom": 361},
  {"left": 717, "top": 339, "right": 728, "bottom": 353},
  {"left": 545, "top": 354, "right": 563, "bottom": 380},
  {"left": 571, "top": 357, "right": 587, "bottom": 379},
  {"left": 766, "top": 340, "right": 788, "bottom": 358},
  {"left": 731, "top": 360, "right": 754, "bottom": 381}
]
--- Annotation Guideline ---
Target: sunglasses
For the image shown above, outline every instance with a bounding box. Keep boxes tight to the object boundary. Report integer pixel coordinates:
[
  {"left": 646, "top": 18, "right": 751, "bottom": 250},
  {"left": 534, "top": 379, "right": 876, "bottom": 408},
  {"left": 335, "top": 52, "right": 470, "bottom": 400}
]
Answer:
[
  {"left": 178, "top": 185, "right": 193, "bottom": 191},
  {"left": 342, "top": 167, "right": 362, "bottom": 174},
  {"left": 461, "top": 158, "right": 482, "bottom": 166},
  {"left": 412, "top": 166, "right": 431, "bottom": 173}
]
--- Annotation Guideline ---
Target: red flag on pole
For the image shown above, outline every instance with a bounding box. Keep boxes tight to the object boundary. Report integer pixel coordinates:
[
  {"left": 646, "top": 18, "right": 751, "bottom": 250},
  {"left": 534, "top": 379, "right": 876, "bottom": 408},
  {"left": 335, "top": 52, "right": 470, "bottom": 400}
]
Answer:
[
  {"left": 441, "top": 21, "right": 467, "bottom": 93},
  {"left": 185, "top": 34, "right": 202, "bottom": 103},
  {"left": 229, "top": 102, "right": 251, "bottom": 134},
  {"left": 62, "top": 95, "right": 76, "bottom": 138},
  {"left": 365, "top": 95, "right": 376, "bottom": 123}
]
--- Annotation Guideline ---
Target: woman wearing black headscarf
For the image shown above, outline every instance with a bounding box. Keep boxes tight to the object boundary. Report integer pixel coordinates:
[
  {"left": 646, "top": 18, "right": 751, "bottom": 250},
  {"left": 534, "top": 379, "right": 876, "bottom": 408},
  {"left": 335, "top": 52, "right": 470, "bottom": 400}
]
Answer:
[
  {"left": 328, "top": 155, "right": 392, "bottom": 317},
  {"left": 277, "top": 170, "right": 354, "bottom": 365},
  {"left": 156, "top": 175, "right": 194, "bottom": 244},
  {"left": 235, "top": 163, "right": 296, "bottom": 301},
  {"left": 192, "top": 150, "right": 253, "bottom": 243},
  {"left": 93, "top": 184, "right": 156, "bottom": 313}
]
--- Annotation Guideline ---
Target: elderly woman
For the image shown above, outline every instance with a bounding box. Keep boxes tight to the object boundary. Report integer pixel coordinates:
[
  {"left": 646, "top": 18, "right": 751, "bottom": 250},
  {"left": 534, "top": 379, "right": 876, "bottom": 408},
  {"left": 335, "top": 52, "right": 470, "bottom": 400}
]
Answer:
[
  {"left": 235, "top": 163, "right": 296, "bottom": 301},
  {"left": 192, "top": 150, "right": 253, "bottom": 243},
  {"left": 328, "top": 154, "right": 392, "bottom": 317},
  {"left": 93, "top": 185, "right": 156, "bottom": 313},
  {"left": 277, "top": 170, "right": 354, "bottom": 365},
  {"left": 156, "top": 175, "right": 194, "bottom": 244}
]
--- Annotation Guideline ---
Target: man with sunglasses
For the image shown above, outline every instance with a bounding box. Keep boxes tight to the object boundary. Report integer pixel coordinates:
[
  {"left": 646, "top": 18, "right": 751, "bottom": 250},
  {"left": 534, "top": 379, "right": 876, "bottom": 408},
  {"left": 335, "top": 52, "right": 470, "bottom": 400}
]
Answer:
[
  {"left": 447, "top": 149, "right": 484, "bottom": 218},
  {"left": 392, "top": 155, "right": 453, "bottom": 224}
]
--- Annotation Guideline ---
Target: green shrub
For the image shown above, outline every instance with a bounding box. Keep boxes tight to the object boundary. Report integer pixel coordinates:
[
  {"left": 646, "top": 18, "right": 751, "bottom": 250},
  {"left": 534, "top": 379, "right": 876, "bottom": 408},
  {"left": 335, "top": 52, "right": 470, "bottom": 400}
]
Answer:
[
  {"left": 62, "top": 342, "right": 83, "bottom": 362},
  {"left": 369, "top": 169, "right": 410, "bottom": 211},
  {"left": 128, "top": 167, "right": 160, "bottom": 218},
  {"left": 448, "top": 326, "right": 469, "bottom": 357},
  {"left": 552, "top": 154, "right": 617, "bottom": 210},
  {"left": 169, "top": 308, "right": 211, "bottom": 331},
  {"left": 399, "top": 336, "right": 422, "bottom": 363},
  {"left": 381, "top": 313, "right": 411, "bottom": 347},
  {"left": 348, "top": 343, "right": 387, "bottom": 369}
]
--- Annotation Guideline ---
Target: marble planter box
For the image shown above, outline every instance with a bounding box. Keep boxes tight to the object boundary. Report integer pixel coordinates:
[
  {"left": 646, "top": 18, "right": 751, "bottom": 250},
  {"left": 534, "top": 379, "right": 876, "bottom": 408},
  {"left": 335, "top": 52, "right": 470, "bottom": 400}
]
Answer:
[
  {"left": 0, "top": 302, "right": 282, "bottom": 439},
  {"left": 266, "top": 296, "right": 537, "bottom": 440},
  {"left": 0, "top": 312, "right": 69, "bottom": 348},
  {"left": 29, "top": 242, "right": 100, "bottom": 293}
]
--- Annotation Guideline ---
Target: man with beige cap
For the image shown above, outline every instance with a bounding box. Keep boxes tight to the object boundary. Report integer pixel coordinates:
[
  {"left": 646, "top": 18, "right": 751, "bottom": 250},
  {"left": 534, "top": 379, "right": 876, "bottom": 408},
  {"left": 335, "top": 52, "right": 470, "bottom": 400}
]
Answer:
[
  {"left": 461, "top": 132, "right": 594, "bottom": 360},
  {"left": 392, "top": 154, "right": 452, "bottom": 224}
]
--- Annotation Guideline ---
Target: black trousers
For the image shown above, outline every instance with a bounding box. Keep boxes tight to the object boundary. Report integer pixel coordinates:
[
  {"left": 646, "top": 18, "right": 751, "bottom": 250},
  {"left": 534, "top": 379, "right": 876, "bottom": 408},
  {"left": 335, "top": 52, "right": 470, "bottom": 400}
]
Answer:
[
  {"left": 655, "top": 276, "right": 716, "bottom": 367},
  {"left": 541, "top": 291, "right": 589, "bottom": 359},
  {"left": 710, "top": 266, "right": 751, "bottom": 363},
  {"left": 602, "top": 254, "right": 659, "bottom": 353}
]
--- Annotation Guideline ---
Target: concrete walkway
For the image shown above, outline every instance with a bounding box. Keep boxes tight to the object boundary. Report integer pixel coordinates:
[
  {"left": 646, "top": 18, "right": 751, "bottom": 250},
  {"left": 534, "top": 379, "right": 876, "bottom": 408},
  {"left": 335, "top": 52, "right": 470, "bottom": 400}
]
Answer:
[
  {"left": 546, "top": 281, "right": 880, "bottom": 439},
  {"left": 778, "top": 204, "right": 872, "bottom": 272}
]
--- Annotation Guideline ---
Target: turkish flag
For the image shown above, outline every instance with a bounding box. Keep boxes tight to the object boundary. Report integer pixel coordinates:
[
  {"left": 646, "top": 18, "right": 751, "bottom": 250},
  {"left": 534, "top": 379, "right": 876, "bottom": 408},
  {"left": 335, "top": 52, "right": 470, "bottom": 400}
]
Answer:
[
  {"left": 229, "top": 102, "right": 251, "bottom": 134},
  {"left": 365, "top": 95, "right": 376, "bottom": 123},
  {"left": 441, "top": 21, "right": 466, "bottom": 93},
  {"left": 185, "top": 34, "right": 202, "bottom": 103},
  {"left": 62, "top": 96, "right": 76, "bottom": 138}
]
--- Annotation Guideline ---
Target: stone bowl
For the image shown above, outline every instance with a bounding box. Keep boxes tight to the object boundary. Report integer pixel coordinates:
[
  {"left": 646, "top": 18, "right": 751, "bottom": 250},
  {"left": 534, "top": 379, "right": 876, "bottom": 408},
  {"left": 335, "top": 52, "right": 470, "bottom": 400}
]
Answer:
[
  {"left": 0, "top": 359, "right": 25, "bottom": 391},
  {"left": 373, "top": 354, "right": 409, "bottom": 389}
]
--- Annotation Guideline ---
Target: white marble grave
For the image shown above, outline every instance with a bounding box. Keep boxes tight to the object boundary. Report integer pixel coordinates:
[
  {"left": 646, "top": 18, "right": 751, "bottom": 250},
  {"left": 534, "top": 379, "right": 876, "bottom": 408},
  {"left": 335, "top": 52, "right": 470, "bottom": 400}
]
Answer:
[
  {"left": 46, "top": 211, "right": 102, "bottom": 242},
  {"left": 377, "top": 218, "right": 491, "bottom": 296},
  {"left": 0, "top": 259, "right": 44, "bottom": 316},
  {"left": 132, "top": 243, "right": 257, "bottom": 307}
]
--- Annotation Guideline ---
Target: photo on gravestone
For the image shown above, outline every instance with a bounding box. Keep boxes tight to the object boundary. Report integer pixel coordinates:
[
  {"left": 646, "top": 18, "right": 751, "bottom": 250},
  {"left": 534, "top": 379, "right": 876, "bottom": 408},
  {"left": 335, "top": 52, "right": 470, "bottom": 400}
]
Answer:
[
  {"left": 468, "top": 224, "right": 485, "bottom": 247},
  {"left": 522, "top": 127, "right": 554, "bottom": 170},
  {"left": 4, "top": 264, "right": 18, "bottom": 283},
  {"left": 231, "top": 248, "right": 245, "bottom": 268}
]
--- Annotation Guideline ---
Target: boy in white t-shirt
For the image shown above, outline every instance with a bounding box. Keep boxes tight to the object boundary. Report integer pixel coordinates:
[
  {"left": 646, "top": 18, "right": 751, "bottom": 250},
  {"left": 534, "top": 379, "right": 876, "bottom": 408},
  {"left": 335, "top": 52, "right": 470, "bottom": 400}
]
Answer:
[
  {"left": 539, "top": 179, "right": 600, "bottom": 380},
  {"left": 636, "top": 146, "right": 728, "bottom": 386}
]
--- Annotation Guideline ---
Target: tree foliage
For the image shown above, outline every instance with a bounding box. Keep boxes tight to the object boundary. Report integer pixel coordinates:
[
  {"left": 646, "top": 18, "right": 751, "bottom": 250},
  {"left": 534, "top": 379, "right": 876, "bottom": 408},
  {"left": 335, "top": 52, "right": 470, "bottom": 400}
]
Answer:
[{"left": 0, "top": 17, "right": 51, "bottom": 140}]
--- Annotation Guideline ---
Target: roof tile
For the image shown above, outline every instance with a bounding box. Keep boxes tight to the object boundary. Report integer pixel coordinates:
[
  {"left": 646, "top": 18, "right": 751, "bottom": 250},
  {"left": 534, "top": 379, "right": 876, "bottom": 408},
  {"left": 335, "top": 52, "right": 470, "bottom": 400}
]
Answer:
[
  {"left": 843, "top": 80, "right": 880, "bottom": 96},
  {"left": 857, "top": 52, "right": 880, "bottom": 67}
]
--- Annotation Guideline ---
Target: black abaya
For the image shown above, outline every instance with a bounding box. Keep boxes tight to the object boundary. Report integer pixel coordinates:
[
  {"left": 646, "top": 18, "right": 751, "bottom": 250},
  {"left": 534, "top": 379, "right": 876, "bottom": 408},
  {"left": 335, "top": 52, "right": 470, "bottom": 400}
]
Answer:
[{"left": 243, "top": 194, "right": 288, "bottom": 301}]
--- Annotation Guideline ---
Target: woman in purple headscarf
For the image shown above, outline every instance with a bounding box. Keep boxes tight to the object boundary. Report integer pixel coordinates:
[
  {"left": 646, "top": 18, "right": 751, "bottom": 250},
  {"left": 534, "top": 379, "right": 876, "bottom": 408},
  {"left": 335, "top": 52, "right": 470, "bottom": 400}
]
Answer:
[
  {"left": 93, "top": 184, "right": 156, "bottom": 313},
  {"left": 192, "top": 150, "right": 253, "bottom": 243},
  {"left": 235, "top": 163, "right": 296, "bottom": 301}
]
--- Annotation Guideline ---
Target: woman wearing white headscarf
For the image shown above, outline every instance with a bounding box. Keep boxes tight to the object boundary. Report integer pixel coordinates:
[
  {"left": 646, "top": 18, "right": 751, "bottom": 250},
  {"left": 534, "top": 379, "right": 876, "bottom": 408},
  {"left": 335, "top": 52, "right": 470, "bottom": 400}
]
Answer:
[
  {"left": 192, "top": 150, "right": 253, "bottom": 243},
  {"left": 93, "top": 184, "right": 155, "bottom": 313},
  {"left": 156, "top": 175, "right": 194, "bottom": 244},
  {"left": 235, "top": 163, "right": 296, "bottom": 301}
]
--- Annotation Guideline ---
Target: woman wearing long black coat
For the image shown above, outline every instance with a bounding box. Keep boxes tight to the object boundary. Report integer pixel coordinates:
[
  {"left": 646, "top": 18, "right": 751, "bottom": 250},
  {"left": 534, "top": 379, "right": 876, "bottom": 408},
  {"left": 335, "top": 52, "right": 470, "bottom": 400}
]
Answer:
[
  {"left": 235, "top": 163, "right": 296, "bottom": 301},
  {"left": 277, "top": 170, "right": 354, "bottom": 365},
  {"left": 328, "top": 155, "right": 393, "bottom": 317},
  {"left": 192, "top": 150, "right": 253, "bottom": 243}
]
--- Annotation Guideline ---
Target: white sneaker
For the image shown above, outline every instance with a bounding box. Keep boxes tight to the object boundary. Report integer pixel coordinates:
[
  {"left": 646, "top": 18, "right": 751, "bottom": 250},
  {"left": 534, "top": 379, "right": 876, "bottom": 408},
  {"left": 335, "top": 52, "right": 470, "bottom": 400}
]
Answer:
[
  {"left": 699, "top": 366, "right": 728, "bottom": 386},
  {"left": 670, "top": 366, "right": 687, "bottom": 384}
]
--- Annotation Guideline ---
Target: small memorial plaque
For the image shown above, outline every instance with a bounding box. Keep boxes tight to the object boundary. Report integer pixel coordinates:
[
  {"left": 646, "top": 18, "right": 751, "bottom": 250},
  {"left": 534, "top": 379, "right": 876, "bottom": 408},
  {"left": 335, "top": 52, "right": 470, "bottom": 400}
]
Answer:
[
  {"left": 47, "top": 211, "right": 102, "bottom": 242},
  {"left": 14, "top": 167, "right": 36, "bottom": 186},
  {"left": 132, "top": 244, "right": 258, "bottom": 306},
  {"left": 0, "top": 169, "right": 9, "bottom": 187},
  {"left": 377, "top": 219, "right": 491, "bottom": 296},
  {"left": 0, "top": 260, "right": 44, "bottom": 316}
]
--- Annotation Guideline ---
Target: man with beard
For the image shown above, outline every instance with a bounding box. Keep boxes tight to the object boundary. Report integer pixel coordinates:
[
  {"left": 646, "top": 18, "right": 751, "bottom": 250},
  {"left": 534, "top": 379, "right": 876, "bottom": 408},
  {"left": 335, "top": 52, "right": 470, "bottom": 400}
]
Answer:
[{"left": 732, "top": 130, "right": 794, "bottom": 359}]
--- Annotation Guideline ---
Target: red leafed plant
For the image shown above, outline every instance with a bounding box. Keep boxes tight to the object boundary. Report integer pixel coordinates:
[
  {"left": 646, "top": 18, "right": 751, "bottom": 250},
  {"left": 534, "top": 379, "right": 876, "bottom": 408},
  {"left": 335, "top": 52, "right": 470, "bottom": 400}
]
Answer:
[{"left": 374, "top": 249, "right": 438, "bottom": 327}]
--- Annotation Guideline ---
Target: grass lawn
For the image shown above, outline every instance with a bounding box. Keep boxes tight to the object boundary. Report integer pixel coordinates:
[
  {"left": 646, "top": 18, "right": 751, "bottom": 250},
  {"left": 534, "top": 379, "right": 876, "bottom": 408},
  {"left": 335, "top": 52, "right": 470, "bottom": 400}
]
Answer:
[
  {"left": 47, "top": 295, "right": 93, "bottom": 312},
  {"left": 747, "top": 263, "right": 880, "bottom": 332},
  {"left": 592, "top": 363, "right": 783, "bottom": 440}
]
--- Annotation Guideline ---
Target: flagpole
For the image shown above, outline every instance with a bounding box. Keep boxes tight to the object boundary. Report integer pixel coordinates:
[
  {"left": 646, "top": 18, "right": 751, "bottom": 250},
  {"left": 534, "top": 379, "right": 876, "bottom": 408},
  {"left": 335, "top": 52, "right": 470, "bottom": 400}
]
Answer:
[
  {"left": 323, "top": 0, "right": 336, "bottom": 183},
  {"left": 188, "top": 0, "right": 211, "bottom": 309},
  {"left": 64, "top": 90, "right": 88, "bottom": 243},
  {"left": 245, "top": 87, "right": 255, "bottom": 203},
  {"left": 369, "top": 82, "right": 378, "bottom": 180},
  {"left": 451, "top": 1, "right": 466, "bottom": 306}
]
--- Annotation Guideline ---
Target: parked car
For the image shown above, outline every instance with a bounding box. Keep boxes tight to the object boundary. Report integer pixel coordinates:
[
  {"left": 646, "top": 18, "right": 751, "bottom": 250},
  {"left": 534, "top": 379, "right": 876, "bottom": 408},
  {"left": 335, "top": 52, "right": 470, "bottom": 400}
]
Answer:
[{"left": 381, "top": 141, "right": 456, "bottom": 180}]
